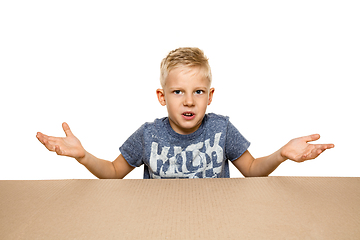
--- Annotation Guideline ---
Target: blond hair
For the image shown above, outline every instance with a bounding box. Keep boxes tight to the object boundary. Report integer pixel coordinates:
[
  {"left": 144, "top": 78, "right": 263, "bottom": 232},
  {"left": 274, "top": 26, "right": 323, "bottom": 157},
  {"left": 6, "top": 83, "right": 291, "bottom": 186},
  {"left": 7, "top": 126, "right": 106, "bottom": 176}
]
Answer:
[{"left": 160, "top": 47, "right": 212, "bottom": 87}]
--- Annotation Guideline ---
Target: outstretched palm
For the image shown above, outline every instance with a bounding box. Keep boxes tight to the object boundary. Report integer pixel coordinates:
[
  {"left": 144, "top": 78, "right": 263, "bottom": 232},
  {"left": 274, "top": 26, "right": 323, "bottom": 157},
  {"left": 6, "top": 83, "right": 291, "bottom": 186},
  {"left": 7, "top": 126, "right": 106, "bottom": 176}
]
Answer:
[
  {"left": 36, "top": 122, "right": 86, "bottom": 160},
  {"left": 281, "top": 134, "right": 334, "bottom": 162}
]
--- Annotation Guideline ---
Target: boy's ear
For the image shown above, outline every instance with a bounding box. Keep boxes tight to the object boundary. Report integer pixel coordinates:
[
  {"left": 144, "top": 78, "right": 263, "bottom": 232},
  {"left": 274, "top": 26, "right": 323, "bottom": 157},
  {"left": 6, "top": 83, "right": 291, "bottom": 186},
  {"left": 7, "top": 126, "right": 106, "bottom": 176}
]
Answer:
[
  {"left": 208, "top": 88, "right": 215, "bottom": 105},
  {"left": 156, "top": 89, "right": 166, "bottom": 106}
]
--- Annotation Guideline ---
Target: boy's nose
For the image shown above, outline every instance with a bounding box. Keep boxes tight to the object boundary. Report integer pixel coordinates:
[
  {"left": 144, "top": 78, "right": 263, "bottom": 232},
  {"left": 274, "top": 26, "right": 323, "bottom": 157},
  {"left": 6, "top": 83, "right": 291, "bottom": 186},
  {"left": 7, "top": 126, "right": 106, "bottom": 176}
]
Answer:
[{"left": 183, "top": 93, "right": 194, "bottom": 106}]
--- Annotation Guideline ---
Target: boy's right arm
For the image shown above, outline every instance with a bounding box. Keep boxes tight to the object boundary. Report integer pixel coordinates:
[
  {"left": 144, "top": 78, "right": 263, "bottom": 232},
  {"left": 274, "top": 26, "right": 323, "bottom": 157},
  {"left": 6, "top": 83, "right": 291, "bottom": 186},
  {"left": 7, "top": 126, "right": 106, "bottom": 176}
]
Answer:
[{"left": 36, "top": 122, "right": 134, "bottom": 179}]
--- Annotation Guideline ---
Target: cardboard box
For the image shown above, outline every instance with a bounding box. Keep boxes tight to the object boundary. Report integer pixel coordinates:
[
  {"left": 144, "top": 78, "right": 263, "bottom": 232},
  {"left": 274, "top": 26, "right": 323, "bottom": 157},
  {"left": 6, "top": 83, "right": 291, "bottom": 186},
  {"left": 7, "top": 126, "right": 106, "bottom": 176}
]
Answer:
[{"left": 1, "top": 177, "right": 359, "bottom": 239}]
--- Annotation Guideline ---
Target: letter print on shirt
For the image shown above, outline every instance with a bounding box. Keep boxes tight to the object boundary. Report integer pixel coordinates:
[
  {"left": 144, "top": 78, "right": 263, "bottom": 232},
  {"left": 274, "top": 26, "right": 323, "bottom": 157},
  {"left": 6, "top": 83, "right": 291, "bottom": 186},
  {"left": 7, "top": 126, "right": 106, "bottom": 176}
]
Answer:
[{"left": 149, "top": 133, "right": 223, "bottom": 178}]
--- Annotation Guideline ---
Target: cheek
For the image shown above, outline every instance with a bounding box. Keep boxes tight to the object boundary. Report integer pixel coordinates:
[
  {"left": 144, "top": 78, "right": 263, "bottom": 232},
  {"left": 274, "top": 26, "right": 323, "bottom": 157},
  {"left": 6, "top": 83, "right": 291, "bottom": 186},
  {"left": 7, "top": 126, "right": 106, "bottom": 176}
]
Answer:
[
  {"left": 166, "top": 96, "right": 182, "bottom": 106},
  {"left": 165, "top": 99, "right": 177, "bottom": 112},
  {"left": 199, "top": 95, "right": 210, "bottom": 105}
]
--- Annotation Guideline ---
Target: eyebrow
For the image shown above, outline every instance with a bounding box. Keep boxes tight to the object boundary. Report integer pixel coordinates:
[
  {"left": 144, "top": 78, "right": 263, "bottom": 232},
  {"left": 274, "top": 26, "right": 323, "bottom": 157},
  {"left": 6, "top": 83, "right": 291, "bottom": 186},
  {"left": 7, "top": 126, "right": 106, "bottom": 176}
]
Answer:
[{"left": 168, "top": 86, "right": 208, "bottom": 90}]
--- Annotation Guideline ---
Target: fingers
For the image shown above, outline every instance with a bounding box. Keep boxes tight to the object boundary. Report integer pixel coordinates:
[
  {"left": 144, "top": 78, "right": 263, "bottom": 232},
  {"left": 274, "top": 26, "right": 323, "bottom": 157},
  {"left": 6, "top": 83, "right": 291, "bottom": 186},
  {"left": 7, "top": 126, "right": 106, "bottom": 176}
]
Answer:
[
  {"left": 55, "top": 145, "right": 64, "bottom": 155},
  {"left": 37, "top": 123, "right": 73, "bottom": 156},
  {"left": 313, "top": 144, "right": 335, "bottom": 154},
  {"left": 301, "top": 148, "right": 321, "bottom": 161},
  {"left": 303, "top": 134, "right": 321, "bottom": 143},
  {"left": 322, "top": 143, "right": 335, "bottom": 149},
  {"left": 62, "top": 122, "right": 73, "bottom": 137},
  {"left": 36, "top": 132, "right": 50, "bottom": 147},
  {"left": 36, "top": 132, "right": 45, "bottom": 144},
  {"left": 301, "top": 144, "right": 334, "bottom": 161},
  {"left": 36, "top": 132, "right": 59, "bottom": 152},
  {"left": 301, "top": 134, "right": 335, "bottom": 150}
]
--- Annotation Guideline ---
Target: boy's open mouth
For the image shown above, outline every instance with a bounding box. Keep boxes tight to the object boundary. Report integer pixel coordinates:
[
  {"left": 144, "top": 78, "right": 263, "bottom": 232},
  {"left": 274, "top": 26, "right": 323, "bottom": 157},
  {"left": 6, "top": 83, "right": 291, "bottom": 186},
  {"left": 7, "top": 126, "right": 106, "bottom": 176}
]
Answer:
[{"left": 182, "top": 112, "right": 196, "bottom": 120}]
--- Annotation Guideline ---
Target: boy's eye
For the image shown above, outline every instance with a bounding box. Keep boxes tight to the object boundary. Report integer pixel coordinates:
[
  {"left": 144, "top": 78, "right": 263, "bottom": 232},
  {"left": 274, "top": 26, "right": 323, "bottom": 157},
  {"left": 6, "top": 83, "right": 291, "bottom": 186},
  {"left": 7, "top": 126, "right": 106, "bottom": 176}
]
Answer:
[
  {"left": 195, "top": 90, "right": 204, "bottom": 94},
  {"left": 173, "top": 90, "right": 182, "bottom": 95}
]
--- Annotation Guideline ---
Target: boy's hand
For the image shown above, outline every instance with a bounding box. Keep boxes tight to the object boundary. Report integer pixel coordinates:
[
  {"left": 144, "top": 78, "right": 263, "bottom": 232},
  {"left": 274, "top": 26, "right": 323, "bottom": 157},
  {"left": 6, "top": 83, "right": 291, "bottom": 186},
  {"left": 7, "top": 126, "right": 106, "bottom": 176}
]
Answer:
[
  {"left": 36, "top": 122, "right": 86, "bottom": 160},
  {"left": 280, "top": 134, "right": 334, "bottom": 162}
]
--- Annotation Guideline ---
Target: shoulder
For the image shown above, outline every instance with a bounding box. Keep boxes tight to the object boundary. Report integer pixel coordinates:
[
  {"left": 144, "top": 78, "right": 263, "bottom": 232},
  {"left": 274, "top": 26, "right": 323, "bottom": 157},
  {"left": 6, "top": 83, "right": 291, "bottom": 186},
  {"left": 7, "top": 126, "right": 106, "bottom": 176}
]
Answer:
[
  {"left": 144, "top": 117, "right": 167, "bottom": 130},
  {"left": 137, "top": 117, "right": 168, "bottom": 137},
  {"left": 203, "top": 113, "right": 230, "bottom": 133},
  {"left": 205, "top": 113, "right": 230, "bottom": 124}
]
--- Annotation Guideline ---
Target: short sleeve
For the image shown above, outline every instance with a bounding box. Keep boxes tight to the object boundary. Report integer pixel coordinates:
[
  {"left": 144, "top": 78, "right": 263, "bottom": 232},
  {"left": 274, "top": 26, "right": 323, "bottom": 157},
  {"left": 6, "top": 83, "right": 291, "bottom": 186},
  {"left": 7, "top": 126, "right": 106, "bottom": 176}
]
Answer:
[
  {"left": 225, "top": 121, "right": 251, "bottom": 161},
  {"left": 119, "top": 124, "right": 146, "bottom": 167}
]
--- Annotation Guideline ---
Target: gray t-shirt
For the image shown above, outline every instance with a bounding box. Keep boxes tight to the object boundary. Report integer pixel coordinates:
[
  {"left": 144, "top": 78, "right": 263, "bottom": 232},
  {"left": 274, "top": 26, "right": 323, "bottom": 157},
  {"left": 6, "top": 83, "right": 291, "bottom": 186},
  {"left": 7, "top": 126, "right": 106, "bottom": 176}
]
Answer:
[{"left": 120, "top": 113, "right": 250, "bottom": 179}]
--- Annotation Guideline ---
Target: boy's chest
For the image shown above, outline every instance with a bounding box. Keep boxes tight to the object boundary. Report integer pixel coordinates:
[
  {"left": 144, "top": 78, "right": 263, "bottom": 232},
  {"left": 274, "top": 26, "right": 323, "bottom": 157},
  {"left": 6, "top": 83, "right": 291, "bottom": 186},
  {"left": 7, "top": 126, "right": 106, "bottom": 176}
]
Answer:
[{"left": 144, "top": 132, "right": 226, "bottom": 178}]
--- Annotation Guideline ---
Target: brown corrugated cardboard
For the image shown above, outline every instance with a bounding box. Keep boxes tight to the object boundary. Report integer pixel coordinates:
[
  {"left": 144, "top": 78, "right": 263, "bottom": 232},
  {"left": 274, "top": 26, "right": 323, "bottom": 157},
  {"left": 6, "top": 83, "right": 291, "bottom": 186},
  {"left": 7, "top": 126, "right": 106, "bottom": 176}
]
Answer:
[{"left": 1, "top": 177, "right": 359, "bottom": 239}]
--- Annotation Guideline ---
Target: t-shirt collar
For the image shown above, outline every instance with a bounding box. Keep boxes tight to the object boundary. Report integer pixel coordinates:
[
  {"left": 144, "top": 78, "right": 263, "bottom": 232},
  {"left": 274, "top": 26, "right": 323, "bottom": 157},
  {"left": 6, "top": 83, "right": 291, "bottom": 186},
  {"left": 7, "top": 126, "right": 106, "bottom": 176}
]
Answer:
[{"left": 164, "top": 114, "right": 207, "bottom": 140}]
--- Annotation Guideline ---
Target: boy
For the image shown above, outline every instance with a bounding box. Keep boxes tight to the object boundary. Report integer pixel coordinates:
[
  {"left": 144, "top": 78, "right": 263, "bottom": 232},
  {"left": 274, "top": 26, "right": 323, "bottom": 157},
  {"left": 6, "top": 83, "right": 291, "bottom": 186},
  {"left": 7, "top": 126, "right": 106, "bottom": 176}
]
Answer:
[{"left": 36, "top": 47, "right": 334, "bottom": 179}]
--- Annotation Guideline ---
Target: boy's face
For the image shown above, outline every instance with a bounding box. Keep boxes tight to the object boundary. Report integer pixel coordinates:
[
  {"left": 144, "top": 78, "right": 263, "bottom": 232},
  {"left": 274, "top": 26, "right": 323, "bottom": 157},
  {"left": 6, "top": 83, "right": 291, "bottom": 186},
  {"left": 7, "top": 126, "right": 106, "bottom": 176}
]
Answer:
[{"left": 156, "top": 66, "right": 214, "bottom": 135}]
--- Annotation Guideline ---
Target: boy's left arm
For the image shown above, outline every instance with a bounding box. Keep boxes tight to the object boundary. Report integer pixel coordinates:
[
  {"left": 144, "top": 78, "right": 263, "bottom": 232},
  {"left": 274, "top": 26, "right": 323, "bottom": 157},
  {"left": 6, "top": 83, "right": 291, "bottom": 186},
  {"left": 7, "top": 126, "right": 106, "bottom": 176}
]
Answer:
[{"left": 232, "top": 134, "right": 335, "bottom": 177}]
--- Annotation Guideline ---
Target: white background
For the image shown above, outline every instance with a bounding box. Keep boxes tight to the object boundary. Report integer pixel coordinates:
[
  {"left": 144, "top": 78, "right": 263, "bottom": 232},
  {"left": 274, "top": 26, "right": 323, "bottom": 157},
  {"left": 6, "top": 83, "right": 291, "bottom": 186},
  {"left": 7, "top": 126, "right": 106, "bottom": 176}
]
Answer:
[{"left": 1, "top": 0, "right": 359, "bottom": 180}]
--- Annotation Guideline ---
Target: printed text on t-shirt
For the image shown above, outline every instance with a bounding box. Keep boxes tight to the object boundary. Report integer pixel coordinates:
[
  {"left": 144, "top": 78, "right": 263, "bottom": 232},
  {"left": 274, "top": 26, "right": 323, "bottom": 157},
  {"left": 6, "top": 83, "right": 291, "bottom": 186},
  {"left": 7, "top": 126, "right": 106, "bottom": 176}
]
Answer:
[{"left": 149, "top": 133, "right": 224, "bottom": 178}]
